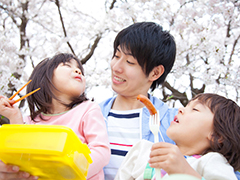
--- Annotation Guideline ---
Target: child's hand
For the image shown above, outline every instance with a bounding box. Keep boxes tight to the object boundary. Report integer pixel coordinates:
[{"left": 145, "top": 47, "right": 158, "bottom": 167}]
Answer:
[
  {"left": 0, "top": 96, "right": 23, "bottom": 124},
  {"left": 149, "top": 142, "right": 187, "bottom": 174},
  {"left": 148, "top": 142, "right": 201, "bottom": 179}
]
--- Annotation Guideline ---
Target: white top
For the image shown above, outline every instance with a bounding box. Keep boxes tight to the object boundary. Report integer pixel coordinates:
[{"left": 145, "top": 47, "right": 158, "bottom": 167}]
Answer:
[
  {"left": 104, "top": 109, "right": 142, "bottom": 180},
  {"left": 115, "top": 140, "right": 237, "bottom": 180}
]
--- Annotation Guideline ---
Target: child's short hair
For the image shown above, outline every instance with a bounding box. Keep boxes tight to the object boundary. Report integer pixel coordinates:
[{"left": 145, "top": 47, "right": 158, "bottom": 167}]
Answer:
[
  {"left": 113, "top": 22, "right": 176, "bottom": 91},
  {"left": 191, "top": 93, "right": 240, "bottom": 170},
  {"left": 27, "top": 53, "right": 88, "bottom": 121}
]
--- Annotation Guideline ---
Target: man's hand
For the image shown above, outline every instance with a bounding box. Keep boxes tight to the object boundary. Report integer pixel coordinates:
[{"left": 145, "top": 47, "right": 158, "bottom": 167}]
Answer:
[{"left": 0, "top": 160, "right": 38, "bottom": 180}]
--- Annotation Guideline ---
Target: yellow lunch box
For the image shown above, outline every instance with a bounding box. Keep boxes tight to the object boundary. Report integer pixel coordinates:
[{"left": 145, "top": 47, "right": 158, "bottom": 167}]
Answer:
[{"left": 0, "top": 124, "right": 92, "bottom": 180}]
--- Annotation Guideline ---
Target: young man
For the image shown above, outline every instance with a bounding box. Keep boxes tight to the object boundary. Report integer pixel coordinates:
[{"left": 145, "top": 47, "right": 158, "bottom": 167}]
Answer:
[{"left": 99, "top": 22, "right": 178, "bottom": 179}]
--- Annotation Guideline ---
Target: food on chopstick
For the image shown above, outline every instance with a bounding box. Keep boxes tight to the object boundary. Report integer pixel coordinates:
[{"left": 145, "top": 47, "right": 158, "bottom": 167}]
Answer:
[{"left": 137, "top": 94, "right": 157, "bottom": 115}]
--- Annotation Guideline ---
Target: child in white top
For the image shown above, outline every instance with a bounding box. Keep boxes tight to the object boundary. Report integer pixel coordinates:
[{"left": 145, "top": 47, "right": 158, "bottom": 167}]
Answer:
[{"left": 115, "top": 93, "right": 240, "bottom": 180}]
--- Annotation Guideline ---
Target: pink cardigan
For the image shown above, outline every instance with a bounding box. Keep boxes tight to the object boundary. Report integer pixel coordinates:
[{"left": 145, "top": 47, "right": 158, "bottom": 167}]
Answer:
[{"left": 25, "top": 100, "right": 110, "bottom": 180}]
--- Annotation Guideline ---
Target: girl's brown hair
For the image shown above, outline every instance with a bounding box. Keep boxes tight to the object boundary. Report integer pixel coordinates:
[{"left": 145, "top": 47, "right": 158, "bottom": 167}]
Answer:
[
  {"left": 26, "top": 53, "right": 88, "bottom": 121},
  {"left": 191, "top": 93, "right": 240, "bottom": 171}
]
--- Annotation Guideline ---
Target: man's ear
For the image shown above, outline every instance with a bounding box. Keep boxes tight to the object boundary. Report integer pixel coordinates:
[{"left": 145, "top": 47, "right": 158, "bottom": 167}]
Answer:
[{"left": 149, "top": 65, "right": 165, "bottom": 81}]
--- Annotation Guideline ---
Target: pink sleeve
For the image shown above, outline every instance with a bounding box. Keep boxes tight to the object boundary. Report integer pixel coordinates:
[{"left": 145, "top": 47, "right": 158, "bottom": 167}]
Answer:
[{"left": 81, "top": 104, "right": 110, "bottom": 179}]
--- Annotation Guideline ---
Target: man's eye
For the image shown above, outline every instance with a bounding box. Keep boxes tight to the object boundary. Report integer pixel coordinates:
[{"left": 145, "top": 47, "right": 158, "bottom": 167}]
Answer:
[
  {"left": 193, "top": 108, "right": 199, "bottom": 111},
  {"left": 113, "top": 54, "right": 120, "bottom": 59},
  {"left": 127, "top": 60, "right": 134, "bottom": 65}
]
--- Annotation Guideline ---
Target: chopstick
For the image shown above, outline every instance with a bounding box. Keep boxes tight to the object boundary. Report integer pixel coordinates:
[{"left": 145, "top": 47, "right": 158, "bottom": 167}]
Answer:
[
  {"left": 12, "top": 88, "right": 40, "bottom": 105},
  {"left": 9, "top": 80, "right": 40, "bottom": 105},
  {"left": 9, "top": 80, "right": 32, "bottom": 100}
]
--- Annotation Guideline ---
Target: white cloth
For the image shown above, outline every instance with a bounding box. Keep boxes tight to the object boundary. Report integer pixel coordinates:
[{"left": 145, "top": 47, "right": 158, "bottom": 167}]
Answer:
[
  {"left": 115, "top": 140, "right": 152, "bottom": 180},
  {"left": 115, "top": 140, "right": 237, "bottom": 180}
]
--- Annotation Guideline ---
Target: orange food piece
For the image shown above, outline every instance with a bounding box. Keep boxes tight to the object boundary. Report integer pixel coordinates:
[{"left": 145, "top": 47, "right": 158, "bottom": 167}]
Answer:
[{"left": 137, "top": 94, "right": 157, "bottom": 115}]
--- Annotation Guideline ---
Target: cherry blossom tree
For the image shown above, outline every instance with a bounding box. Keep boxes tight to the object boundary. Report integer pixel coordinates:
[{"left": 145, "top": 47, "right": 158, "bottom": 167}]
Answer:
[
  {"left": 101, "top": 0, "right": 240, "bottom": 106},
  {"left": 0, "top": 0, "right": 239, "bottom": 123}
]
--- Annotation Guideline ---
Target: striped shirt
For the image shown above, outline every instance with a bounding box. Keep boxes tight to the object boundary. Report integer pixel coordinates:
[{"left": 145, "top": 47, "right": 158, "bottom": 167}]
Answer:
[{"left": 104, "top": 108, "right": 142, "bottom": 180}]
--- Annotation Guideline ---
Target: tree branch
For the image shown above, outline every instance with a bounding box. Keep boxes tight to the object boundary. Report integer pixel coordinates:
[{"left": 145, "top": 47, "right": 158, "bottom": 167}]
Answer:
[
  {"left": 162, "top": 81, "right": 189, "bottom": 106},
  {"left": 0, "top": 5, "right": 18, "bottom": 27},
  {"left": 228, "top": 34, "right": 240, "bottom": 65},
  {"left": 190, "top": 74, "right": 205, "bottom": 97},
  {"left": 81, "top": 34, "right": 102, "bottom": 64},
  {"left": 55, "top": 0, "right": 76, "bottom": 55},
  {"left": 109, "top": 0, "right": 117, "bottom": 10},
  {"left": 19, "top": 1, "right": 29, "bottom": 50},
  {"left": 226, "top": 19, "right": 231, "bottom": 38}
]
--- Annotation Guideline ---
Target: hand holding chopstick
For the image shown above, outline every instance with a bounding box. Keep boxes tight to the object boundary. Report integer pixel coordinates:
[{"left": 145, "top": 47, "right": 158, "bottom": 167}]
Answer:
[{"left": 9, "top": 80, "right": 40, "bottom": 105}]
